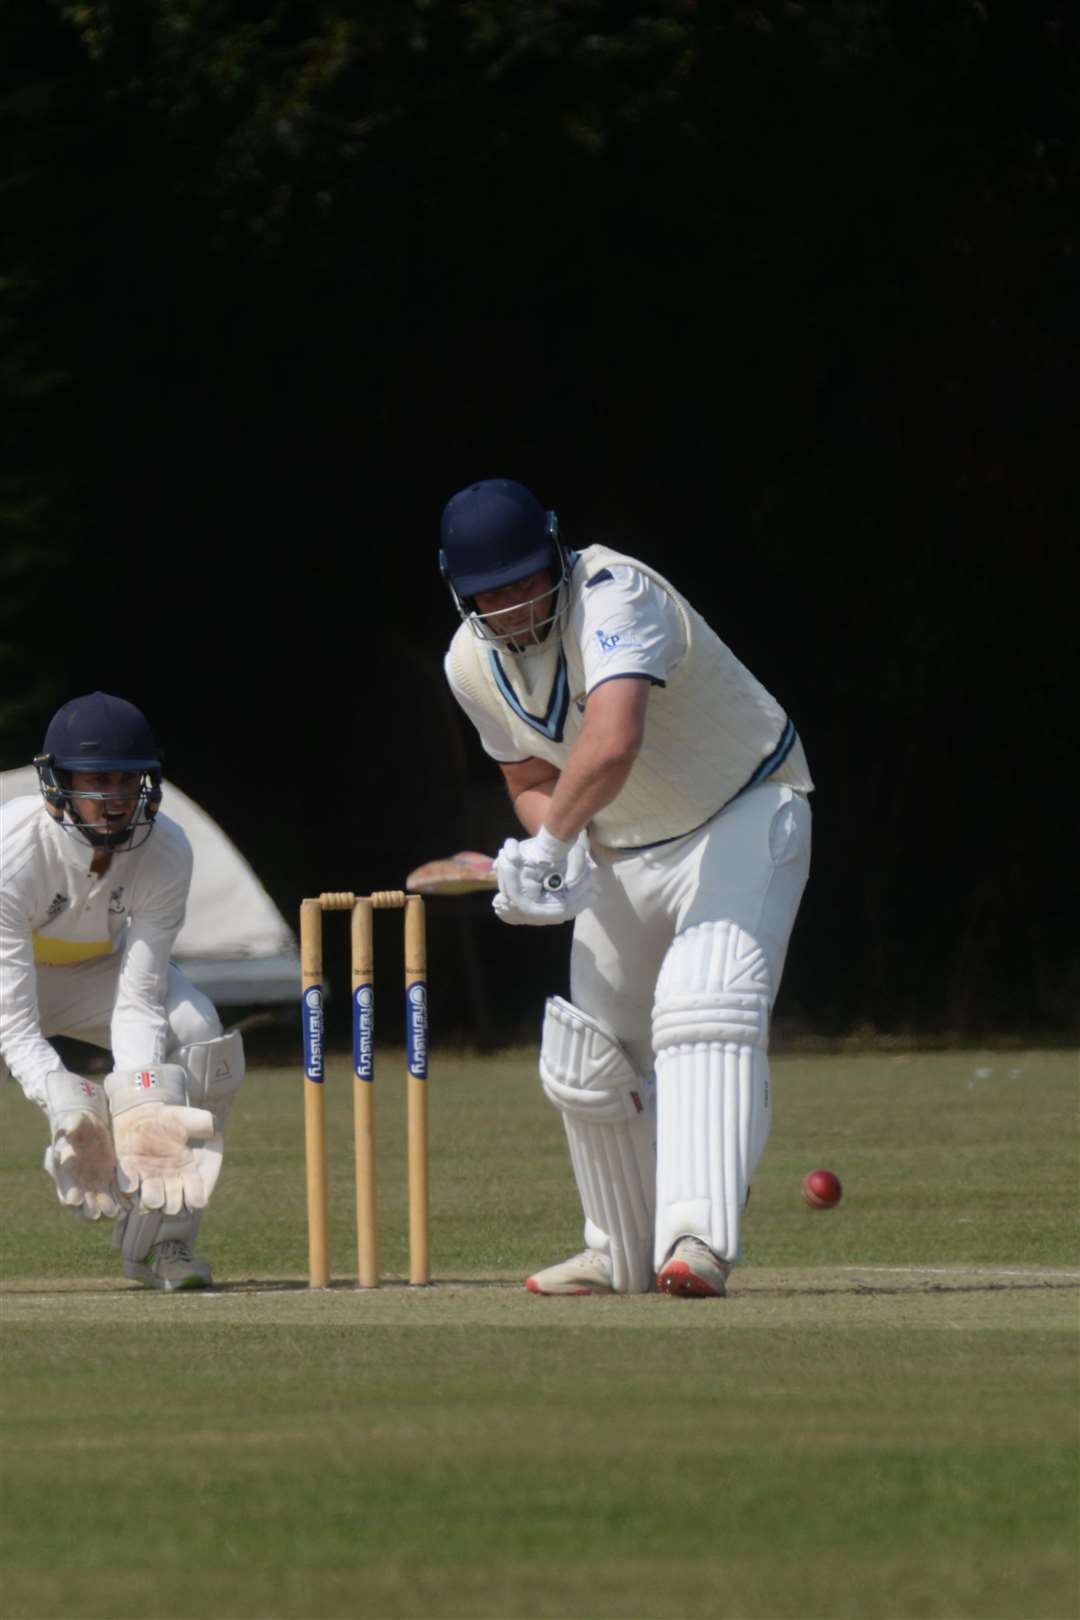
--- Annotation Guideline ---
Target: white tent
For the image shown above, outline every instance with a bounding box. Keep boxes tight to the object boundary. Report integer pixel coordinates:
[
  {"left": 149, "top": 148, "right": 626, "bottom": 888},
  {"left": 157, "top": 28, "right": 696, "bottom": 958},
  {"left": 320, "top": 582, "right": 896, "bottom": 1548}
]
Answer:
[{"left": 1, "top": 768, "right": 299, "bottom": 1006}]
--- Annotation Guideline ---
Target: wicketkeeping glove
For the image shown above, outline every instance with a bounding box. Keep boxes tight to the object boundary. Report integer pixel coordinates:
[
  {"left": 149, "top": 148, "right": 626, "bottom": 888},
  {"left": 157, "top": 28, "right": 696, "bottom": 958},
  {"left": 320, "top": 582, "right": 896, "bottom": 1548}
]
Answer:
[
  {"left": 105, "top": 1064, "right": 221, "bottom": 1216},
  {"left": 42, "top": 1071, "right": 126, "bottom": 1221}
]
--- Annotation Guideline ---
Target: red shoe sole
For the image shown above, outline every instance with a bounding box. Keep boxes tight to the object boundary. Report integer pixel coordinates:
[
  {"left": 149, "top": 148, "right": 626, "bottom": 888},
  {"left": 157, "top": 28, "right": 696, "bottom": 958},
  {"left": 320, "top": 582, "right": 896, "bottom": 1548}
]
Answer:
[{"left": 656, "top": 1260, "right": 725, "bottom": 1298}]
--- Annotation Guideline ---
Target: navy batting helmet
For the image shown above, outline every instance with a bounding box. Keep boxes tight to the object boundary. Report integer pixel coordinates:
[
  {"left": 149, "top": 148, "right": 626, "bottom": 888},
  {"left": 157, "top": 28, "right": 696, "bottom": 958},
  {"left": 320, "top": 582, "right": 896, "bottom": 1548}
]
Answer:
[
  {"left": 439, "top": 479, "right": 559, "bottom": 596},
  {"left": 439, "top": 479, "right": 570, "bottom": 652}
]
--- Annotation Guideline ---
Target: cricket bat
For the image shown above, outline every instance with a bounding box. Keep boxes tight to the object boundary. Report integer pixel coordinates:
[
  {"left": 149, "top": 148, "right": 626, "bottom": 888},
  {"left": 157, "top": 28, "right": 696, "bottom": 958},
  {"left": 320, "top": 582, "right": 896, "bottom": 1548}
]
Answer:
[{"left": 405, "top": 850, "right": 497, "bottom": 895}]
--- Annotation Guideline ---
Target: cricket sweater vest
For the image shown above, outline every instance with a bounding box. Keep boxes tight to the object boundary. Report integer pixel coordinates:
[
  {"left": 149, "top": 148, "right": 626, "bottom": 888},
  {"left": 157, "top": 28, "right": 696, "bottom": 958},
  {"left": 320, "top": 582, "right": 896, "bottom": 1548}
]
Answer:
[{"left": 446, "top": 544, "right": 812, "bottom": 848}]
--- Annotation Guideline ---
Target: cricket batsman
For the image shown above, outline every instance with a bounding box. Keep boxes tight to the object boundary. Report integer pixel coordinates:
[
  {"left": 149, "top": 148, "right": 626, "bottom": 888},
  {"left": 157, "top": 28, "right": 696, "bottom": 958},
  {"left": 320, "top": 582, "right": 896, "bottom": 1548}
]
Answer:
[
  {"left": 0, "top": 692, "right": 244, "bottom": 1290},
  {"left": 439, "top": 479, "right": 813, "bottom": 1296}
]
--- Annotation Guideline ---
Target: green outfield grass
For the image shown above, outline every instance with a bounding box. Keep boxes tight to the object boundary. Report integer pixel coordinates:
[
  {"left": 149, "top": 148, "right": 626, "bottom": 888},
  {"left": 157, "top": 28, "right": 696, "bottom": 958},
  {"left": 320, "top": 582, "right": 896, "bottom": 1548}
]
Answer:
[{"left": 1, "top": 1049, "right": 1077, "bottom": 1620}]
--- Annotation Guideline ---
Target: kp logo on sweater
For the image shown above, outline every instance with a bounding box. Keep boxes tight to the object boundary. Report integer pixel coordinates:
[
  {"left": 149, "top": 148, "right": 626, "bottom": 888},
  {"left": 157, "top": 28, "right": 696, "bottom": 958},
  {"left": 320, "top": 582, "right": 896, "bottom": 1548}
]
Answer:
[{"left": 595, "top": 626, "right": 643, "bottom": 657}]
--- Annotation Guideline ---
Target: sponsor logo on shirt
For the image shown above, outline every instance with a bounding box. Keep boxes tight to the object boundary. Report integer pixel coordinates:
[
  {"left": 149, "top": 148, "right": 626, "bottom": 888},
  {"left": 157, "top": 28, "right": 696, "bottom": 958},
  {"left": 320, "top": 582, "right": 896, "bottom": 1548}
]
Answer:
[
  {"left": 596, "top": 627, "right": 643, "bottom": 656},
  {"left": 108, "top": 886, "right": 126, "bottom": 915},
  {"left": 46, "top": 892, "right": 69, "bottom": 920}
]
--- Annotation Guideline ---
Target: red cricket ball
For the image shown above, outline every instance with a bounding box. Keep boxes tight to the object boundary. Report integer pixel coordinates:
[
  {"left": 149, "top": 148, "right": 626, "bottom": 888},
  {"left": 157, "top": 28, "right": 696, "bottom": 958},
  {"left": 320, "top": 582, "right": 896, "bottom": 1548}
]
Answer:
[{"left": 802, "top": 1168, "right": 843, "bottom": 1209}]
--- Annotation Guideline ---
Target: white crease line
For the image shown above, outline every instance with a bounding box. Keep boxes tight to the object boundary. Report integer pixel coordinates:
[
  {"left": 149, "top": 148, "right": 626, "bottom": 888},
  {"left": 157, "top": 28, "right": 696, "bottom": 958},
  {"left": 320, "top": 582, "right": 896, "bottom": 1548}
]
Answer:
[{"left": 848, "top": 1266, "right": 1080, "bottom": 1280}]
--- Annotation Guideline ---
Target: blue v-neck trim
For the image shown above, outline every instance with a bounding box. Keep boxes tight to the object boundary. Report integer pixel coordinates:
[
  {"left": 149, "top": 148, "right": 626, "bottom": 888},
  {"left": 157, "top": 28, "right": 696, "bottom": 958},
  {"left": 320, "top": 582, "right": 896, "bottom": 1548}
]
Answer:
[{"left": 489, "top": 647, "right": 570, "bottom": 743}]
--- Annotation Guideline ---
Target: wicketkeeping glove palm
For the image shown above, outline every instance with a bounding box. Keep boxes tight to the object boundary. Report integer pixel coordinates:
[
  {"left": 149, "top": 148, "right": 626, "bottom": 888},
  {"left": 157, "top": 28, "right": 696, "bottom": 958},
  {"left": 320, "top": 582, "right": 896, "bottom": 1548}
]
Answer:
[
  {"left": 42, "top": 1072, "right": 126, "bottom": 1220},
  {"left": 105, "top": 1064, "right": 221, "bottom": 1216}
]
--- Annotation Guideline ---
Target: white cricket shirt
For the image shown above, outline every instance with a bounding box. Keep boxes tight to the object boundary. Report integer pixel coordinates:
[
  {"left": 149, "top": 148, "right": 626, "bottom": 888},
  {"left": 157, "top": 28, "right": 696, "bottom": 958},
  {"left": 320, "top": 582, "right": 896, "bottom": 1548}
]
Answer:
[{"left": 0, "top": 796, "right": 193, "bottom": 1103}]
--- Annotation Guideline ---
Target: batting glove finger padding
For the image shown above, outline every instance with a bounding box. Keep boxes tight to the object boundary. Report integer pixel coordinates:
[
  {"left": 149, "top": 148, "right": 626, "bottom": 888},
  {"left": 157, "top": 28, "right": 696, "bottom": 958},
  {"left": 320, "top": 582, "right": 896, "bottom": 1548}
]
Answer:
[
  {"left": 42, "top": 1071, "right": 126, "bottom": 1220},
  {"left": 105, "top": 1065, "right": 218, "bottom": 1215}
]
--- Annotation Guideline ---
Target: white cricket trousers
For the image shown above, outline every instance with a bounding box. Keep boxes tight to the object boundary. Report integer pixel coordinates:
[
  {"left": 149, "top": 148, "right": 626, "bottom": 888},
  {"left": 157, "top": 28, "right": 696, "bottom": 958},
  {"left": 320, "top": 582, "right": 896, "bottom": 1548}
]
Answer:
[
  {"left": 570, "top": 783, "right": 812, "bottom": 1074},
  {"left": 33, "top": 954, "right": 222, "bottom": 1057}
]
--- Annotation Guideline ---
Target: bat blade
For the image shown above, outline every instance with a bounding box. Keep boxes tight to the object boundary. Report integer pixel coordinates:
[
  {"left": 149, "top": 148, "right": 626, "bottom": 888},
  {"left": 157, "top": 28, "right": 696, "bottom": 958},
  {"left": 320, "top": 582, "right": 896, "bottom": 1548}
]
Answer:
[{"left": 405, "top": 851, "right": 497, "bottom": 895}]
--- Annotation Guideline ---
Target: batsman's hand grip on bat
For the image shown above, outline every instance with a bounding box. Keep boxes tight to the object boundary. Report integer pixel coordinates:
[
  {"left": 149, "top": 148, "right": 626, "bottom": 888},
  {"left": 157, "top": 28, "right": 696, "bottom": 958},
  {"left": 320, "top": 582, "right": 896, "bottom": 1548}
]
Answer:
[
  {"left": 42, "top": 1071, "right": 126, "bottom": 1221},
  {"left": 493, "top": 829, "right": 599, "bottom": 925},
  {"left": 105, "top": 1064, "right": 221, "bottom": 1216}
]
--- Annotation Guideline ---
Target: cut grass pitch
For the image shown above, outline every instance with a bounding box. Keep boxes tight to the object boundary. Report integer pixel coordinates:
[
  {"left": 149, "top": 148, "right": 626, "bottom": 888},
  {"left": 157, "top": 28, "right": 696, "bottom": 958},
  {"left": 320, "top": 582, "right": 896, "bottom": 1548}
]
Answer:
[{"left": 1, "top": 1049, "right": 1077, "bottom": 1620}]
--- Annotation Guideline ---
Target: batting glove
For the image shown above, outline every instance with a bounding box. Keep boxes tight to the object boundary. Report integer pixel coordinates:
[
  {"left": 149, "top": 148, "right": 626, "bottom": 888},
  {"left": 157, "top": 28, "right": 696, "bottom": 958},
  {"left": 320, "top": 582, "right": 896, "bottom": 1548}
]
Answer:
[{"left": 493, "top": 830, "right": 599, "bottom": 925}]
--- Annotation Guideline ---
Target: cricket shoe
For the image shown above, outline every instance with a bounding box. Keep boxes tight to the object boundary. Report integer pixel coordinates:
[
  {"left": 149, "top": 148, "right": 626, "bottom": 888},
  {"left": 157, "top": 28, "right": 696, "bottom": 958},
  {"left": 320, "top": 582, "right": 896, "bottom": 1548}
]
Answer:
[
  {"left": 526, "top": 1249, "right": 613, "bottom": 1295},
  {"left": 656, "top": 1237, "right": 730, "bottom": 1298},
  {"left": 124, "top": 1239, "right": 213, "bottom": 1292}
]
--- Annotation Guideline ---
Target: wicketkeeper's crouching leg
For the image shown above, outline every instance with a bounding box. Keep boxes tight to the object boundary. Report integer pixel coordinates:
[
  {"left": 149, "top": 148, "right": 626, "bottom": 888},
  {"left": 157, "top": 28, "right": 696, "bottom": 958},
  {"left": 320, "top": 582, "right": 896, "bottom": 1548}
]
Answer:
[
  {"left": 113, "top": 1031, "right": 246, "bottom": 1290},
  {"left": 527, "top": 996, "right": 656, "bottom": 1296}
]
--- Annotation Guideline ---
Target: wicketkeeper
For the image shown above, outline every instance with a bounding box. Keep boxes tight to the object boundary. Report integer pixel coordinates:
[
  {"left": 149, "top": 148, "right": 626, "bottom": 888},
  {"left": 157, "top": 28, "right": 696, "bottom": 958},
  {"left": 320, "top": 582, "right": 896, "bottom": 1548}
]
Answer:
[
  {"left": 0, "top": 692, "right": 244, "bottom": 1290},
  {"left": 439, "top": 479, "right": 813, "bottom": 1296}
]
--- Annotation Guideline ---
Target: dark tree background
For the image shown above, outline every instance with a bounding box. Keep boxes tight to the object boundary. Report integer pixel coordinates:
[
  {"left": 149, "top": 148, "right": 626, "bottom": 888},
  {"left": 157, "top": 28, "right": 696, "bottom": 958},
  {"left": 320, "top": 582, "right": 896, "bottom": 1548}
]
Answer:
[{"left": 2, "top": 1, "right": 1077, "bottom": 1045}]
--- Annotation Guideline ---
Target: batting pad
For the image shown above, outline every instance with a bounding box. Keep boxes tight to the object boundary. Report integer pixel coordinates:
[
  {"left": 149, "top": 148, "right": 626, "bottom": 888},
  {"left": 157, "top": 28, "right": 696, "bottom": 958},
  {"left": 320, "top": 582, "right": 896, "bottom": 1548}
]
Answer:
[
  {"left": 652, "top": 921, "right": 773, "bottom": 1266},
  {"left": 539, "top": 996, "right": 656, "bottom": 1294},
  {"left": 177, "top": 1031, "right": 245, "bottom": 1128},
  {"left": 115, "top": 1205, "right": 205, "bottom": 1264}
]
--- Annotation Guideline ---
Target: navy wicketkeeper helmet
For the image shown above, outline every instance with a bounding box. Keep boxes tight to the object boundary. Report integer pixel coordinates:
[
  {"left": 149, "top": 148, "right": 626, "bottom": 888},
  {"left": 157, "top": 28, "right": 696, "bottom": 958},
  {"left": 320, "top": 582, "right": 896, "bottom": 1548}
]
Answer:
[{"left": 34, "top": 691, "right": 164, "bottom": 849}]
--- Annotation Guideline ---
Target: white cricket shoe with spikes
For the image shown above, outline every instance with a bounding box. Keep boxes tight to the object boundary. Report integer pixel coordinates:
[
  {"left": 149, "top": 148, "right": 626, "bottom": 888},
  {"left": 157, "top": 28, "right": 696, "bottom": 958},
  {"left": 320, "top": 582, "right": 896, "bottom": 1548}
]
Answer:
[
  {"left": 656, "top": 1236, "right": 731, "bottom": 1298},
  {"left": 526, "top": 1248, "right": 614, "bottom": 1295}
]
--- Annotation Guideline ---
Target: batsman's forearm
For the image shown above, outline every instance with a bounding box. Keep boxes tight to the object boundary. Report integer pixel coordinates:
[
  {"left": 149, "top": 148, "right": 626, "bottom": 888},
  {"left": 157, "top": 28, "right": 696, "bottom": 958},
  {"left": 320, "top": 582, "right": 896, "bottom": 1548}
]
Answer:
[
  {"left": 545, "top": 751, "right": 635, "bottom": 841},
  {"left": 513, "top": 746, "right": 636, "bottom": 843},
  {"left": 511, "top": 782, "right": 556, "bottom": 835}
]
